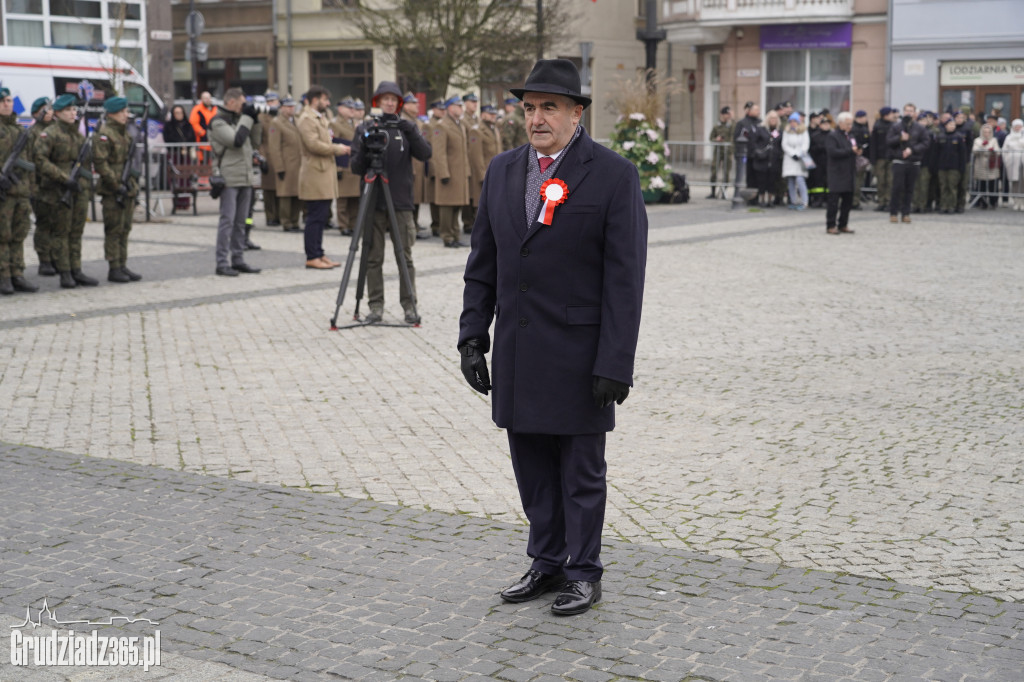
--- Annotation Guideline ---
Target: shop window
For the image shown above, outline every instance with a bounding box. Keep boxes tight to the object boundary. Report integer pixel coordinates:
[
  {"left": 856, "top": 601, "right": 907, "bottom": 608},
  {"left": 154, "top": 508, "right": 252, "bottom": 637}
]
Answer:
[
  {"left": 310, "top": 50, "right": 372, "bottom": 104},
  {"left": 5, "top": 18, "right": 44, "bottom": 45}
]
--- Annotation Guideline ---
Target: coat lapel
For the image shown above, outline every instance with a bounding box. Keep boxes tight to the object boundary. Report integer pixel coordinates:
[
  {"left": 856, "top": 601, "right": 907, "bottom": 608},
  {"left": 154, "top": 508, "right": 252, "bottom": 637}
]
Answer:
[
  {"left": 523, "top": 128, "right": 595, "bottom": 246},
  {"left": 505, "top": 145, "right": 530, "bottom": 241}
]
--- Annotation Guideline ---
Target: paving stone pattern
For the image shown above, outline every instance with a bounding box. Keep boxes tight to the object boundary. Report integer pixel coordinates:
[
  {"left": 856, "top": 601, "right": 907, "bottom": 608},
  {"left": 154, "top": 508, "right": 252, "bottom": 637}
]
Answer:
[
  {"left": 1, "top": 199, "right": 1023, "bottom": 679},
  {"left": 1, "top": 443, "right": 1022, "bottom": 681}
]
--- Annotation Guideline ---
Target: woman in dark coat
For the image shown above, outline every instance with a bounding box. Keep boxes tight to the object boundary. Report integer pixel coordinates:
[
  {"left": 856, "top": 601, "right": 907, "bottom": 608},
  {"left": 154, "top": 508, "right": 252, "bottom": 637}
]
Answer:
[
  {"left": 749, "top": 110, "right": 782, "bottom": 207},
  {"left": 164, "top": 105, "right": 198, "bottom": 210},
  {"left": 824, "top": 111, "right": 861, "bottom": 234}
]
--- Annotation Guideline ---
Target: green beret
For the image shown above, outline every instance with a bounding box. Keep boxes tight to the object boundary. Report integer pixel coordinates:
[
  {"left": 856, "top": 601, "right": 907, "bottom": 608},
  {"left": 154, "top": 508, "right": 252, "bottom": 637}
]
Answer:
[
  {"left": 31, "top": 97, "right": 51, "bottom": 114},
  {"left": 0, "top": 87, "right": 10, "bottom": 99},
  {"left": 53, "top": 94, "right": 77, "bottom": 111},
  {"left": 103, "top": 96, "right": 127, "bottom": 113}
]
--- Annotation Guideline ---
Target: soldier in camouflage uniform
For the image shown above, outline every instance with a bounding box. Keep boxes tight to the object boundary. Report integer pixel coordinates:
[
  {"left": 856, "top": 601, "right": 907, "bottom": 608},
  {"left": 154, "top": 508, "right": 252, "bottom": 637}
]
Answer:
[
  {"left": 92, "top": 96, "right": 141, "bottom": 283},
  {"left": 0, "top": 87, "right": 39, "bottom": 295},
  {"left": 708, "top": 106, "right": 733, "bottom": 198},
  {"left": 501, "top": 97, "right": 528, "bottom": 152},
  {"left": 28, "top": 97, "right": 56, "bottom": 277},
  {"left": 34, "top": 93, "right": 98, "bottom": 289}
]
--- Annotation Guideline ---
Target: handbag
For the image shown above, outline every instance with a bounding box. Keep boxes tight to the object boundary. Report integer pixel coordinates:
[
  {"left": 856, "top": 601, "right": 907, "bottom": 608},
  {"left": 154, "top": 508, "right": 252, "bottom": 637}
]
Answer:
[
  {"left": 855, "top": 154, "right": 871, "bottom": 172},
  {"left": 800, "top": 152, "right": 816, "bottom": 170},
  {"left": 752, "top": 144, "right": 772, "bottom": 161}
]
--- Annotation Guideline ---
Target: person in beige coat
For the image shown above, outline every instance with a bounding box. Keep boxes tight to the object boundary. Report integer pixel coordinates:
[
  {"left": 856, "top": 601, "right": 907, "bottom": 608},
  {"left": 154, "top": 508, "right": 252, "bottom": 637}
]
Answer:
[
  {"left": 426, "top": 99, "right": 445, "bottom": 236},
  {"left": 266, "top": 97, "right": 303, "bottom": 232},
  {"left": 258, "top": 92, "right": 280, "bottom": 226},
  {"left": 466, "top": 104, "right": 502, "bottom": 235},
  {"left": 431, "top": 96, "right": 471, "bottom": 247},
  {"left": 330, "top": 98, "right": 360, "bottom": 235},
  {"left": 298, "top": 85, "right": 348, "bottom": 269},
  {"left": 401, "top": 94, "right": 427, "bottom": 232}
]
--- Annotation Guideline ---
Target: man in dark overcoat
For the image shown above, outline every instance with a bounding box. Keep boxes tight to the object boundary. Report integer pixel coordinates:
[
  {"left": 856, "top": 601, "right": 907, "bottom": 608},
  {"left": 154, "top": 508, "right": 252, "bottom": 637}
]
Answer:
[
  {"left": 824, "top": 111, "right": 861, "bottom": 234},
  {"left": 458, "top": 59, "right": 648, "bottom": 616}
]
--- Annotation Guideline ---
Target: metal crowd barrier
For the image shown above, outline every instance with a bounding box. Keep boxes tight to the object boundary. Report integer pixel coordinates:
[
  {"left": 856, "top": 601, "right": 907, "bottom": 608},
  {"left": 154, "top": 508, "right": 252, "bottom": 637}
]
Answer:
[
  {"left": 141, "top": 142, "right": 214, "bottom": 218},
  {"left": 966, "top": 146, "right": 1024, "bottom": 209}
]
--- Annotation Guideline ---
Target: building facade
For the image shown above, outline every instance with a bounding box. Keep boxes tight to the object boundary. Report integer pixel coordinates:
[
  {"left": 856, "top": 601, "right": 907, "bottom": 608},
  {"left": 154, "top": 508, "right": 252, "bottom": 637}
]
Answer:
[
  {"left": 890, "top": 0, "right": 1024, "bottom": 122},
  {"left": 170, "top": 0, "right": 274, "bottom": 102},
  {"left": 660, "top": 0, "right": 888, "bottom": 141}
]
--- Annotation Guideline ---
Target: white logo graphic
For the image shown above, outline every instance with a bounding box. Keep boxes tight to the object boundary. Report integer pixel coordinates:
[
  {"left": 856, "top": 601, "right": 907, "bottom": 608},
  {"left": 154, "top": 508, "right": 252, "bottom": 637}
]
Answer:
[{"left": 10, "top": 599, "right": 161, "bottom": 671}]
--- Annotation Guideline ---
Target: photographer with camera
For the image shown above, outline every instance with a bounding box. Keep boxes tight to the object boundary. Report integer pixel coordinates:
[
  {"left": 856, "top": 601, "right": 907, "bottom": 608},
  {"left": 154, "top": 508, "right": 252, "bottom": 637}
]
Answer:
[
  {"left": 208, "top": 87, "right": 263, "bottom": 276},
  {"left": 349, "top": 81, "right": 432, "bottom": 324},
  {"left": 886, "top": 103, "right": 930, "bottom": 224}
]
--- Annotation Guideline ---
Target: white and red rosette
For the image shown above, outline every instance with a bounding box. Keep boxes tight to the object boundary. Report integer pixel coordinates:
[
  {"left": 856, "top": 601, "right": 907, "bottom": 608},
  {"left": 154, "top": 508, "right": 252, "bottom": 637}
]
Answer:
[{"left": 538, "top": 178, "right": 568, "bottom": 226}]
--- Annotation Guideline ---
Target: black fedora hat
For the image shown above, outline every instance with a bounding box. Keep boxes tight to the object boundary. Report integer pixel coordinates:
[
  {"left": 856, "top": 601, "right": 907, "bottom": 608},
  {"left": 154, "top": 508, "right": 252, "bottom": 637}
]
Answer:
[{"left": 509, "top": 59, "right": 591, "bottom": 108}]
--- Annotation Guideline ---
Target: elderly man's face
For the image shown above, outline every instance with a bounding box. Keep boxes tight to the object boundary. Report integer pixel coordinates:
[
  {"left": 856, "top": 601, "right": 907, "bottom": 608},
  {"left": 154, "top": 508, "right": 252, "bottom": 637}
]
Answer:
[
  {"left": 523, "top": 92, "right": 582, "bottom": 156},
  {"left": 201, "top": 92, "right": 212, "bottom": 107}
]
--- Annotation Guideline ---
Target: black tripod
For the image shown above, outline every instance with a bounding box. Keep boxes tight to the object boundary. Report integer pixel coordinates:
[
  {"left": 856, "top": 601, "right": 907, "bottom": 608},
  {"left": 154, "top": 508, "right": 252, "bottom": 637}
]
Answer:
[{"left": 330, "top": 159, "right": 419, "bottom": 330}]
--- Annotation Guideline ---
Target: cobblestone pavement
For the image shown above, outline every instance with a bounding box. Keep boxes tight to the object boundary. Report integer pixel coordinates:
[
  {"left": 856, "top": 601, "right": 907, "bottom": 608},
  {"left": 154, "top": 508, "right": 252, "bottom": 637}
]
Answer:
[
  {"left": 2, "top": 443, "right": 1022, "bottom": 681},
  {"left": 1, "top": 197, "right": 1023, "bottom": 679}
]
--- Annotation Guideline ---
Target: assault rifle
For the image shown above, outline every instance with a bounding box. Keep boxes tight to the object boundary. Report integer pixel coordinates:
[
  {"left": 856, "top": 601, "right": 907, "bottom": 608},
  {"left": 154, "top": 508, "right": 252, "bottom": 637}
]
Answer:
[
  {"left": 116, "top": 103, "right": 148, "bottom": 208},
  {"left": 0, "top": 128, "right": 35, "bottom": 201},
  {"left": 61, "top": 110, "right": 104, "bottom": 207}
]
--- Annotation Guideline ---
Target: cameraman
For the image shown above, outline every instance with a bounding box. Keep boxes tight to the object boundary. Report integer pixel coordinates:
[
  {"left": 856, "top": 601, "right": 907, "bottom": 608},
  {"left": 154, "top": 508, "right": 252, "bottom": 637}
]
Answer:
[
  {"left": 886, "top": 102, "right": 930, "bottom": 223},
  {"left": 350, "top": 81, "right": 432, "bottom": 325},
  {"left": 208, "top": 87, "right": 262, "bottom": 276}
]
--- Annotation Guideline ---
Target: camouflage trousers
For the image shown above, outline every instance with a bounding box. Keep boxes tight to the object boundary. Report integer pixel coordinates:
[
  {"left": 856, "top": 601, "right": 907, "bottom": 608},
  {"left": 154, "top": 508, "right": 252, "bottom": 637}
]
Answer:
[
  {"left": 874, "top": 159, "right": 892, "bottom": 208},
  {"left": 913, "top": 167, "right": 932, "bottom": 211},
  {"left": 32, "top": 198, "right": 56, "bottom": 264},
  {"left": 101, "top": 195, "right": 133, "bottom": 267},
  {"left": 51, "top": 191, "right": 90, "bottom": 273},
  {"left": 938, "top": 170, "right": 961, "bottom": 212},
  {"left": 0, "top": 197, "right": 32, "bottom": 279}
]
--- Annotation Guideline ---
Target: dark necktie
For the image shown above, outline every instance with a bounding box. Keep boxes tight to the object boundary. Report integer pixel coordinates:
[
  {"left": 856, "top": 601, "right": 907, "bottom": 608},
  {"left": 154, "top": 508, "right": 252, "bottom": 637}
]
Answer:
[{"left": 538, "top": 156, "right": 553, "bottom": 173}]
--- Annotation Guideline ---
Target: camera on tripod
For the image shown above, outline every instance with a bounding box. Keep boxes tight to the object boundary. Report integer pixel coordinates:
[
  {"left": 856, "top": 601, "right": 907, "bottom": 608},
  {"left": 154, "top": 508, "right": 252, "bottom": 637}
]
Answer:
[{"left": 362, "top": 113, "right": 401, "bottom": 154}]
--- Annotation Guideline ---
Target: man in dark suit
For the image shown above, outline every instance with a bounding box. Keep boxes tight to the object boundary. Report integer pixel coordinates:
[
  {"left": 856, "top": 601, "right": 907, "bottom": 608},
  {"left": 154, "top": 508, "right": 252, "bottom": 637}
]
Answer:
[
  {"left": 458, "top": 59, "right": 648, "bottom": 616},
  {"left": 824, "top": 111, "right": 861, "bottom": 235}
]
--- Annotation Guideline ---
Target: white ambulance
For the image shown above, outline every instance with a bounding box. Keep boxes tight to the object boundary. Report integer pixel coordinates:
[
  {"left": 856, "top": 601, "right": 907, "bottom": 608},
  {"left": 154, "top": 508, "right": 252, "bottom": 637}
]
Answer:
[{"left": 0, "top": 45, "right": 164, "bottom": 122}]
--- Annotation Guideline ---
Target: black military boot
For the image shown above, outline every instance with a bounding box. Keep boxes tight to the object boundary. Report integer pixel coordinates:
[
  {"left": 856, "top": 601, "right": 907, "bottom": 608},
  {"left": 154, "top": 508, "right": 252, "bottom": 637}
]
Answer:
[
  {"left": 244, "top": 225, "right": 261, "bottom": 250},
  {"left": 72, "top": 269, "right": 99, "bottom": 286},
  {"left": 59, "top": 271, "right": 77, "bottom": 289},
  {"left": 121, "top": 263, "right": 142, "bottom": 281},
  {"left": 11, "top": 276, "right": 39, "bottom": 293},
  {"left": 107, "top": 264, "right": 130, "bottom": 283},
  {"left": 0, "top": 277, "right": 13, "bottom": 296},
  {"left": 38, "top": 261, "right": 57, "bottom": 276}
]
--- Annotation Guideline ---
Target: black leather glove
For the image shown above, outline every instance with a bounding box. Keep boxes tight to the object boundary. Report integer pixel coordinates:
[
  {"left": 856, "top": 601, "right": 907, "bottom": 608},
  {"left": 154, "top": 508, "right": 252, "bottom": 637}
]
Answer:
[
  {"left": 441, "top": 177, "right": 450, "bottom": 185},
  {"left": 593, "top": 376, "right": 630, "bottom": 408},
  {"left": 0, "top": 175, "right": 11, "bottom": 192},
  {"left": 277, "top": 171, "right": 285, "bottom": 181},
  {"left": 241, "top": 103, "right": 258, "bottom": 118},
  {"left": 397, "top": 118, "right": 416, "bottom": 135},
  {"left": 64, "top": 177, "right": 81, "bottom": 193},
  {"left": 459, "top": 339, "right": 491, "bottom": 395},
  {"left": 792, "top": 154, "right": 800, "bottom": 161}
]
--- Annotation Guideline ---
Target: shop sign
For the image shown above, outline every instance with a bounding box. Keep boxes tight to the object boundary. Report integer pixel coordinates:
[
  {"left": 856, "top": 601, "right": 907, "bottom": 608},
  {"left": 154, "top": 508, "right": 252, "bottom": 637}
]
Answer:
[
  {"left": 940, "top": 60, "right": 1024, "bottom": 86},
  {"left": 760, "top": 23, "right": 852, "bottom": 50}
]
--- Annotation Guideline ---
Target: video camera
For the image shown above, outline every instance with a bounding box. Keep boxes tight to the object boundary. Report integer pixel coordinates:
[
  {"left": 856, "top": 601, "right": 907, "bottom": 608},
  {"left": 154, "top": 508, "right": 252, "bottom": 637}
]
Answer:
[
  {"left": 362, "top": 113, "right": 401, "bottom": 153},
  {"left": 253, "top": 103, "right": 278, "bottom": 117}
]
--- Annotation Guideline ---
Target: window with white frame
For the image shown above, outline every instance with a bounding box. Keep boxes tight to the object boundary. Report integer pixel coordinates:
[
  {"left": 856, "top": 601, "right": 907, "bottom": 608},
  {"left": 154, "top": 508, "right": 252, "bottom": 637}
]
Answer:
[
  {"left": 764, "top": 49, "right": 851, "bottom": 115},
  {"left": 3, "top": 0, "right": 147, "bottom": 78}
]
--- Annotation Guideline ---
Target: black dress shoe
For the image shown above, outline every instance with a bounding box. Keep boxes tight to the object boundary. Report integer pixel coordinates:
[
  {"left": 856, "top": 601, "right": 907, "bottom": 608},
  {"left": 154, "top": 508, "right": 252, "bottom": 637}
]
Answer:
[
  {"left": 122, "top": 265, "right": 142, "bottom": 281},
  {"left": 215, "top": 267, "right": 239, "bottom": 277},
  {"left": 72, "top": 269, "right": 99, "bottom": 286},
  {"left": 108, "top": 267, "right": 131, "bottom": 283},
  {"left": 551, "top": 580, "right": 601, "bottom": 616},
  {"left": 445, "top": 240, "right": 468, "bottom": 248},
  {"left": 283, "top": 226, "right": 301, "bottom": 233},
  {"left": 232, "top": 262, "right": 261, "bottom": 274},
  {"left": 266, "top": 220, "right": 281, "bottom": 227},
  {"left": 499, "top": 570, "right": 566, "bottom": 603},
  {"left": 340, "top": 229, "right": 353, "bottom": 237},
  {"left": 11, "top": 275, "right": 39, "bottom": 292},
  {"left": 245, "top": 239, "right": 261, "bottom": 250},
  {"left": 38, "top": 262, "right": 57, "bottom": 277},
  {"left": 59, "top": 271, "right": 77, "bottom": 289},
  {"left": 0, "top": 278, "right": 13, "bottom": 295}
]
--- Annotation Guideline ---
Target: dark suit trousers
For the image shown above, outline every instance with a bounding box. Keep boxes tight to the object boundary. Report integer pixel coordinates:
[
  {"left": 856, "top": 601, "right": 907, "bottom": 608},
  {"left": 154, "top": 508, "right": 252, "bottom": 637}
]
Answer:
[
  {"left": 304, "top": 199, "right": 330, "bottom": 260},
  {"left": 826, "top": 191, "right": 853, "bottom": 230},
  {"left": 890, "top": 162, "right": 919, "bottom": 217},
  {"left": 507, "top": 432, "right": 607, "bottom": 582}
]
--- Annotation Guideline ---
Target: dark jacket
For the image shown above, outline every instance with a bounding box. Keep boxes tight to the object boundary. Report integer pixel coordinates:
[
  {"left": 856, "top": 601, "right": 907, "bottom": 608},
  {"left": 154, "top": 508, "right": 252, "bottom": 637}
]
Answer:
[
  {"left": 809, "top": 126, "right": 830, "bottom": 188},
  {"left": 459, "top": 128, "right": 648, "bottom": 434},
  {"left": 886, "top": 117, "right": 930, "bottom": 164},
  {"left": 851, "top": 121, "right": 871, "bottom": 162},
  {"left": 932, "top": 129, "right": 966, "bottom": 172},
  {"left": 869, "top": 118, "right": 892, "bottom": 163},
  {"left": 825, "top": 128, "right": 857, "bottom": 193},
  {"left": 733, "top": 114, "right": 760, "bottom": 152},
  {"left": 350, "top": 113, "right": 432, "bottom": 211},
  {"left": 749, "top": 125, "right": 781, "bottom": 173},
  {"left": 164, "top": 118, "right": 196, "bottom": 144}
]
